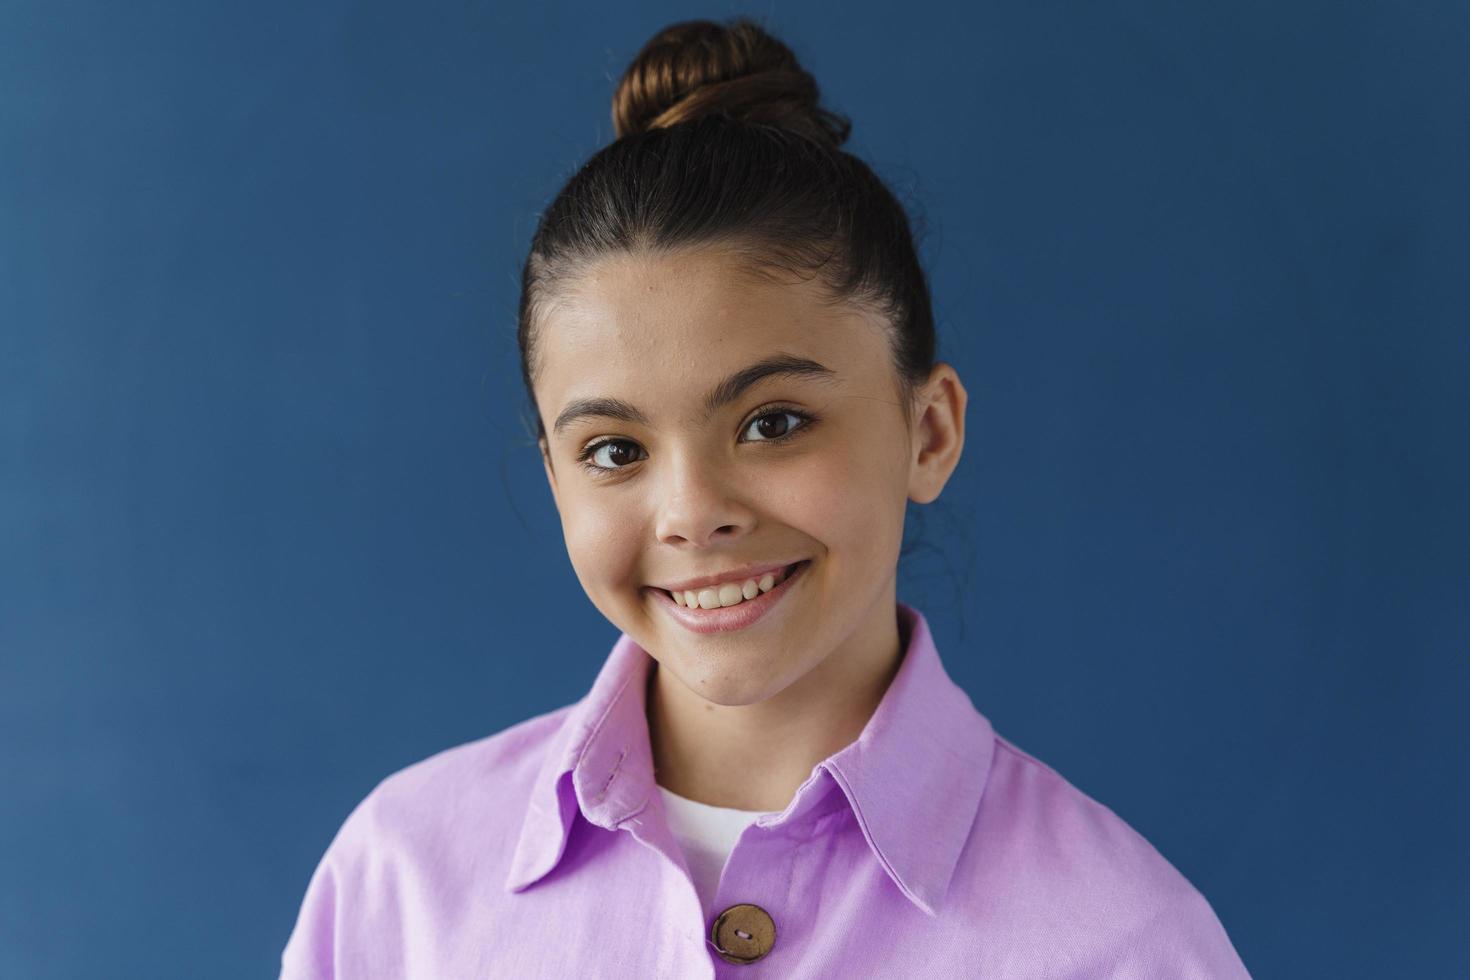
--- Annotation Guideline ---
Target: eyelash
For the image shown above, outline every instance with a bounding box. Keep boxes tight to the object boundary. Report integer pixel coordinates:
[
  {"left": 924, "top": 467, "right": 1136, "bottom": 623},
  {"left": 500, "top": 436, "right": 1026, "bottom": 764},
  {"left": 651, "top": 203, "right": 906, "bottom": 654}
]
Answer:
[{"left": 575, "top": 404, "right": 818, "bottom": 478}]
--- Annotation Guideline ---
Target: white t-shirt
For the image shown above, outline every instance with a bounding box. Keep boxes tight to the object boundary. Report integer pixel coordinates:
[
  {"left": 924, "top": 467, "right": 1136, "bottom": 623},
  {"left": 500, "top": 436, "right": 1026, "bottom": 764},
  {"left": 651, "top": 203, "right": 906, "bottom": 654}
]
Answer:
[{"left": 656, "top": 785, "right": 778, "bottom": 912}]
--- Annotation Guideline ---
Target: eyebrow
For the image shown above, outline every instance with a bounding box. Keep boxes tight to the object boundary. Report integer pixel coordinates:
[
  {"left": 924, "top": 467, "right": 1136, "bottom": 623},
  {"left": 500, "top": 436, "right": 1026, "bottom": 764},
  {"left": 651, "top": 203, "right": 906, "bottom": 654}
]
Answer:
[{"left": 551, "top": 353, "right": 839, "bottom": 437}]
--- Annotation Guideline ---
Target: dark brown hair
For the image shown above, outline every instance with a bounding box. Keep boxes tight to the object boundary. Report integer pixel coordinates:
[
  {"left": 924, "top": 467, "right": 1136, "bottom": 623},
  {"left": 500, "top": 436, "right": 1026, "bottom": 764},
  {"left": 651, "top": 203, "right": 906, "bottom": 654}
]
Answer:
[{"left": 516, "top": 16, "right": 937, "bottom": 449}]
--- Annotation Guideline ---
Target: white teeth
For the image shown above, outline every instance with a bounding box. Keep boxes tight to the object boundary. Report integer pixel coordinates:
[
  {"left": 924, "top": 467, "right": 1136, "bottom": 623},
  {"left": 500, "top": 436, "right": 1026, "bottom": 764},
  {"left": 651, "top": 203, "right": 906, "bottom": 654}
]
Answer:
[{"left": 669, "top": 565, "right": 793, "bottom": 610}]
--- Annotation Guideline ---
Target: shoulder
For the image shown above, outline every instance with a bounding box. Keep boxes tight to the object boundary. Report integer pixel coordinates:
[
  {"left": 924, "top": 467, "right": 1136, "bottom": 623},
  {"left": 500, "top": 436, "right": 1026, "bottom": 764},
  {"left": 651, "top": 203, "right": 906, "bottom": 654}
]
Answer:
[
  {"left": 976, "top": 733, "right": 1205, "bottom": 907},
  {"left": 953, "top": 733, "right": 1249, "bottom": 975},
  {"left": 325, "top": 702, "right": 575, "bottom": 864},
  {"left": 981, "top": 734, "right": 1184, "bottom": 886},
  {"left": 280, "top": 704, "right": 579, "bottom": 977}
]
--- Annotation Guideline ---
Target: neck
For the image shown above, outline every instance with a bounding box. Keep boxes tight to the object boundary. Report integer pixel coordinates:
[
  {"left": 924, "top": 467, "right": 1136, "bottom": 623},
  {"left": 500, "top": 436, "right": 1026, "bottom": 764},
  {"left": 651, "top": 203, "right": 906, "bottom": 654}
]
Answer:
[{"left": 646, "top": 594, "right": 908, "bottom": 813}]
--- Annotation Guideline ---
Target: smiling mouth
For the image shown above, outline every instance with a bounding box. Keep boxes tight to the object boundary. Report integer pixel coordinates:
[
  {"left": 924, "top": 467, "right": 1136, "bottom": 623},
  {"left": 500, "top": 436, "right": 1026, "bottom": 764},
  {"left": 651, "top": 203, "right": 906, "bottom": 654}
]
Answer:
[
  {"left": 644, "top": 559, "right": 811, "bottom": 634},
  {"left": 651, "top": 560, "right": 808, "bottom": 605}
]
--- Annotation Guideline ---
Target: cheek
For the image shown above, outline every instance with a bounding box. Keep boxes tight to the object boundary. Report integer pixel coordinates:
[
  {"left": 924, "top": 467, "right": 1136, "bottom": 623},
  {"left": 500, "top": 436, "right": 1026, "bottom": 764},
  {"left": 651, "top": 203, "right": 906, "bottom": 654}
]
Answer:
[
  {"left": 558, "top": 489, "right": 644, "bottom": 586},
  {"left": 769, "top": 439, "right": 908, "bottom": 560}
]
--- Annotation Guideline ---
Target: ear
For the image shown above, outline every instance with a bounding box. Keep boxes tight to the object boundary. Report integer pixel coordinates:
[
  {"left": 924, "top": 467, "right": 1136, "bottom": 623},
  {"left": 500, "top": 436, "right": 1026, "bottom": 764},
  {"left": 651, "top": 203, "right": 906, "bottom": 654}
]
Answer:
[
  {"left": 907, "top": 362, "right": 967, "bottom": 505},
  {"left": 540, "top": 437, "right": 561, "bottom": 514}
]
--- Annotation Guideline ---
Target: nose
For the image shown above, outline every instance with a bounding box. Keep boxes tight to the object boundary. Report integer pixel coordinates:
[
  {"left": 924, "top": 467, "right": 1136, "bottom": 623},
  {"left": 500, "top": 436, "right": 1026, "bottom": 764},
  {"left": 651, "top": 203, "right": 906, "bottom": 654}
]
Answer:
[{"left": 652, "top": 452, "right": 756, "bottom": 547}]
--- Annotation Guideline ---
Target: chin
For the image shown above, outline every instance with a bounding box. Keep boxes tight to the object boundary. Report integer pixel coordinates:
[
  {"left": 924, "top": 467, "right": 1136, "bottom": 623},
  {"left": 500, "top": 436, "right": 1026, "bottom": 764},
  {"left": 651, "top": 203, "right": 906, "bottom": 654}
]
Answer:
[{"left": 661, "top": 653, "right": 786, "bottom": 707}]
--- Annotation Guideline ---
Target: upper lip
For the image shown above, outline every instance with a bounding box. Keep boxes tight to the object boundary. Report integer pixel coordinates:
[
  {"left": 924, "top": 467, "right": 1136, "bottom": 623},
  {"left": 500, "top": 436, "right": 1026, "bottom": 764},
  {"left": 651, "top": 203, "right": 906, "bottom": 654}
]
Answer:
[{"left": 651, "top": 560, "right": 805, "bottom": 594}]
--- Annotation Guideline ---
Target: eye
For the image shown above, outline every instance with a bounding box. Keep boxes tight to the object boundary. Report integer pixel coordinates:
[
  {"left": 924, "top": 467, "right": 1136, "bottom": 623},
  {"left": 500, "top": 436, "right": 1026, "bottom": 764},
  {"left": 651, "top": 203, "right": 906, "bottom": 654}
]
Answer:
[
  {"left": 577, "top": 438, "right": 646, "bottom": 475},
  {"left": 574, "top": 405, "right": 818, "bottom": 478},
  {"left": 741, "top": 406, "right": 815, "bottom": 443}
]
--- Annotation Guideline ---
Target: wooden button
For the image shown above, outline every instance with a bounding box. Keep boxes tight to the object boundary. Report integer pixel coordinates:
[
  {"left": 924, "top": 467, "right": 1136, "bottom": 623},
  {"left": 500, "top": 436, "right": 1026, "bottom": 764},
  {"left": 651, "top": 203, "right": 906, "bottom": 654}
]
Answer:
[{"left": 709, "top": 903, "right": 776, "bottom": 964}]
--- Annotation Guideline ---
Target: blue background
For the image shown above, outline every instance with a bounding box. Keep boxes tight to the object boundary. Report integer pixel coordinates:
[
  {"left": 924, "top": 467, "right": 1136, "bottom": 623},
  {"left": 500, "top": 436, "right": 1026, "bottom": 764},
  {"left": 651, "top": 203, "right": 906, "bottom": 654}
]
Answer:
[{"left": 3, "top": 2, "right": 1466, "bottom": 976}]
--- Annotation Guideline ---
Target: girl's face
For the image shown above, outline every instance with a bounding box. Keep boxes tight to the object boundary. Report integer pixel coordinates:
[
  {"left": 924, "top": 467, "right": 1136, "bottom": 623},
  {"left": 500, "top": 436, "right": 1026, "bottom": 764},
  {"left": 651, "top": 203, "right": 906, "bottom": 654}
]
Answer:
[{"left": 533, "top": 243, "right": 961, "bottom": 707}]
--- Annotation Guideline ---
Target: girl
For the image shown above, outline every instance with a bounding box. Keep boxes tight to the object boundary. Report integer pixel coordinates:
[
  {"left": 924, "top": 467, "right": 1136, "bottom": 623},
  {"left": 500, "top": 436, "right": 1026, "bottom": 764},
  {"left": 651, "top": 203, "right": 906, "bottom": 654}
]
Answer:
[{"left": 281, "top": 17, "right": 1250, "bottom": 978}]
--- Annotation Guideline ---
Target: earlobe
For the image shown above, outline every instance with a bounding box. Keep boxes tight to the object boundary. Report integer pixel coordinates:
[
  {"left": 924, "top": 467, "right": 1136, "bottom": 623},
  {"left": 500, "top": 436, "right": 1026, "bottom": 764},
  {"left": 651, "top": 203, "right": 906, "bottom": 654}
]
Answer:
[{"left": 907, "top": 363, "right": 967, "bottom": 505}]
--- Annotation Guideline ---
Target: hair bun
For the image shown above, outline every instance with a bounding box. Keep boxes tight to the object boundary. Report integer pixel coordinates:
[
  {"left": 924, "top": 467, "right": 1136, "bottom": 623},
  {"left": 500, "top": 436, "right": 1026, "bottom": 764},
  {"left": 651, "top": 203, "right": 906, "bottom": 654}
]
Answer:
[{"left": 611, "top": 17, "right": 851, "bottom": 150}]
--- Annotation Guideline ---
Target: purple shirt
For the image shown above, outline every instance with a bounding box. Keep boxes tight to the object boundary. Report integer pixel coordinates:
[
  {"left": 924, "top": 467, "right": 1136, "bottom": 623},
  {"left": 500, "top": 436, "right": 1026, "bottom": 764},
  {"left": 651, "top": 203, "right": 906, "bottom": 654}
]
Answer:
[{"left": 280, "top": 602, "right": 1250, "bottom": 978}]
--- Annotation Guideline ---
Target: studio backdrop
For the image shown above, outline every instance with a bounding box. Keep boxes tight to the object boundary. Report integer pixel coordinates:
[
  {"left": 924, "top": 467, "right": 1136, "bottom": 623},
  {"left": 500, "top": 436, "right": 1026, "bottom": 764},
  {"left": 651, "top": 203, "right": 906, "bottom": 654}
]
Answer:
[{"left": 2, "top": 1, "right": 1466, "bottom": 977}]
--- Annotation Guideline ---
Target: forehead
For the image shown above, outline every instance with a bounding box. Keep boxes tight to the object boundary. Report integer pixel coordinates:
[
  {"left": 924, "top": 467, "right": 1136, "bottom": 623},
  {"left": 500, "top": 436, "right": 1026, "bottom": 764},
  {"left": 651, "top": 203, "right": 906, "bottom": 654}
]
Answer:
[{"left": 535, "top": 245, "right": 888, "bottom": 407}]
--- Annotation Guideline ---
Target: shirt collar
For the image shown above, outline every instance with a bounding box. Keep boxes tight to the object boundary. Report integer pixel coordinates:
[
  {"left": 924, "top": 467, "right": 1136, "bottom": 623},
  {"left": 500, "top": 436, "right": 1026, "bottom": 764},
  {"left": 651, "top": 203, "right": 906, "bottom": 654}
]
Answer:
[{"left": 504, "top": 601, "right": 995, "bottom": 917}]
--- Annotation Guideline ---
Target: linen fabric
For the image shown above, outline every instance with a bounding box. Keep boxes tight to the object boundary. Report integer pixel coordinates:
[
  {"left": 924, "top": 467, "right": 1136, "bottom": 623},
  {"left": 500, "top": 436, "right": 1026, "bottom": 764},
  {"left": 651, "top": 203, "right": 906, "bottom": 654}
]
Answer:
[{"left": 279, "top": 601, "right": 1251, "bottom": 978}]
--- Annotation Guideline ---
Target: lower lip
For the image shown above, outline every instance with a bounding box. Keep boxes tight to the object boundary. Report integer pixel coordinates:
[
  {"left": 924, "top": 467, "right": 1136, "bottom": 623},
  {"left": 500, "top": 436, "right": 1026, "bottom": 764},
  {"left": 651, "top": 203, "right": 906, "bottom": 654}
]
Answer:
[{"left": 646, "top": 561, "right": 810, "bottom": 634}]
